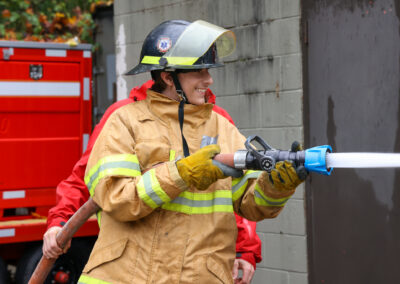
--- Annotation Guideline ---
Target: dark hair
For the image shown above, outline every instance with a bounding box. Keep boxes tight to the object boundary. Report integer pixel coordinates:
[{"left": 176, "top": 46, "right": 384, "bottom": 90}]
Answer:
[
  {"left": 150, "top": 69, "right": 203, "bottom": 93},
  {"left": 150, "top": 70, "right": 168, "bottom": 93}
]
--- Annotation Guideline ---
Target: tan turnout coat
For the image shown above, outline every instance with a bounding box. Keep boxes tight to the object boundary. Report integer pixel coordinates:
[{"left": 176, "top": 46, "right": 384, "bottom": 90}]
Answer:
[{"left": 78, "top": 90, "right": 294, "bottom": 284}]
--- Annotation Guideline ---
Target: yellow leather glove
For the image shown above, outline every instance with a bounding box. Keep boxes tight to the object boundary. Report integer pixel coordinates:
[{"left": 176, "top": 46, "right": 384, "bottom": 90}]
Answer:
[
  {"left": 176, "top": 144, "right": 225, "bottom": 190},
  {"left": 269, "top": 160, "right": 304, "bottom": 191},
  {"left": 269, "top": 141, "right": 307, "bottom": 191}
]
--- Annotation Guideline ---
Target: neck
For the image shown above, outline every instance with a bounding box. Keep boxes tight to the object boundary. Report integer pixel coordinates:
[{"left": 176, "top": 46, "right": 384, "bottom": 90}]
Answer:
[{"left": 161, "top": 86, "right": 181, "bottom": 102}]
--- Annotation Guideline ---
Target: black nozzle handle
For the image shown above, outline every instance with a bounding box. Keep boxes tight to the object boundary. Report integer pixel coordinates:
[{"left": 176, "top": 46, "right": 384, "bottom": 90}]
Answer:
[{"left": 244, "top": 149, "right": 306, "bottom": 172}]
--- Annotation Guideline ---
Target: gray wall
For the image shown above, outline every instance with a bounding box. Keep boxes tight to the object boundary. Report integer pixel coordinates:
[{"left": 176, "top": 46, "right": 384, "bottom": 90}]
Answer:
[
  {"left": 113, "top": 1, "right": 306, "bottom": 283},
  {"left": 93, "top": 7, "right": 117, "bottom": 124}
]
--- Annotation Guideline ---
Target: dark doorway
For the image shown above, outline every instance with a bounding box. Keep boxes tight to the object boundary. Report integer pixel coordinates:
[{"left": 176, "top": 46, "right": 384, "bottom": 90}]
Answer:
[{"left": 302, "top": 0, "right": 400, "bottom": 283}]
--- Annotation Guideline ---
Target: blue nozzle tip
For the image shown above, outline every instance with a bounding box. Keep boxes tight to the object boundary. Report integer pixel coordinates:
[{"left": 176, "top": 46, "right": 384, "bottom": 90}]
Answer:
[{"left": 304, "top": 145, "right": 333, "bottom": 176}]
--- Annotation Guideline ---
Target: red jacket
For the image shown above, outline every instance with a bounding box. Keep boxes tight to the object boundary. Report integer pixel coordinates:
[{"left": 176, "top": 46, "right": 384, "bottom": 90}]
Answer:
[{"left": 47, "top": 80, "right": 262, "bottom": 267}]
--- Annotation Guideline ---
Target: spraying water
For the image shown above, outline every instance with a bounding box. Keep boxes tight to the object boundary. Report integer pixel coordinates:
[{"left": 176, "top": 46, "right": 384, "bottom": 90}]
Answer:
[{"left": 326, "top": 153, "right": 400, "bottom": 168}]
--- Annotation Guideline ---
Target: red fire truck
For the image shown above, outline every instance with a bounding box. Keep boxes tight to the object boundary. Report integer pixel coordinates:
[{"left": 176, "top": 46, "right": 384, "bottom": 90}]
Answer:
[{"left": 0, "top": 41, "right": 99, "bottom": 283}]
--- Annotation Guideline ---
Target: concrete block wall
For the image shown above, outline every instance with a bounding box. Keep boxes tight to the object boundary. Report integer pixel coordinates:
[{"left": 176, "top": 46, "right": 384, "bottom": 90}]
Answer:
[{"left": 114, "top": 1, "right": 306, "bottom": 283}]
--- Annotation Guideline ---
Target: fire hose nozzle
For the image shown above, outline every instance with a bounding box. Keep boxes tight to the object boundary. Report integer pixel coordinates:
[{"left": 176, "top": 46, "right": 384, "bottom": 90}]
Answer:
[
  {"left": 304, "top": 145, "right": 333, "bottom": 175},
  {"left": 215, "top": 136, "right": 334, "bottom": 176},
  {"left": 233, "top": 136, "right": 334, "bottom": 175}
]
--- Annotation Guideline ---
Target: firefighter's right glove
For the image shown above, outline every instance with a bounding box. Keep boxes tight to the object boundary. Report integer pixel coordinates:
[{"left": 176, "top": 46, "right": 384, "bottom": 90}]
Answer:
[
  {"left": 176, "top": 144, "right": 228, "bottom": 190},
  {"left": 268, "top": 160, "right": 305, "bottom": 192}
]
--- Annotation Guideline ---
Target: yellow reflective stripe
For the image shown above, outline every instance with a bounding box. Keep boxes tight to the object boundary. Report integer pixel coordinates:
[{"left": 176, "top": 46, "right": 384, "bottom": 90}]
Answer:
[
  {"left": 161, "top": 190, "right": 233, "bottom": 214},
  {"left": 96, "top": 210, "right": 102, "bottom": 227},
  {"left": 254, "top": 184, "right": 290, "bottom": 207},
  {"left": 162, "top": 203, "right": 233, "bottom": 214},
  {"left": 141, "top": 55, "right": 198, "bottom": 66},
  {"left": 137, "top": 177, "right": 157, "bottom": 209},
  {"left": 232, "top": 171, "right": 261, "bottom": 201},
  {"left": 78, "top": 274, "right": 111, "bottom": 284},
  {"left": 85, "top": 154, "right": 141, "bottom": 196},
  {"left": 169, "top": 150, "right": 176, "bottom": 161},
  {"left": 178, "top": 190, "right": 232, "bottom": 200},
  {"left": 137, "top": 169, "right": 171, "bottom": 209},
  {"left": 85, "top": 154, "right": 139, "bottom": 182},
  {"left": 89, "top": 168, "right": 140, "bottom": 196}
]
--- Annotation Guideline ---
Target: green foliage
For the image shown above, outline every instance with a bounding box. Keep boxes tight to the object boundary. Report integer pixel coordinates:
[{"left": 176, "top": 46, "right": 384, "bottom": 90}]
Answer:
[{"left": 0, "top": 0, "right": 113, "bottom": 43}]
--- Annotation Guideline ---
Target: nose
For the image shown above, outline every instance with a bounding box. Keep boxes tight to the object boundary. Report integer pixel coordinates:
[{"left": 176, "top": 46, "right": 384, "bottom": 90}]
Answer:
[{"left": 202, "top": 69, "right": 214, "bottom": 86}]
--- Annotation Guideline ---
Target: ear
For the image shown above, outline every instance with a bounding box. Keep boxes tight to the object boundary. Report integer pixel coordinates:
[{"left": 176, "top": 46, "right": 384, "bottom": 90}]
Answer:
[{"left": 160, "top": 72, "right": 174, "bottom": 87}]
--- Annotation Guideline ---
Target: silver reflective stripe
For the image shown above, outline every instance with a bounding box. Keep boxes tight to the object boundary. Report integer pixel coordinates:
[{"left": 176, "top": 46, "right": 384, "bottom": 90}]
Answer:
[
  {"left": 254, "top": 190, "right": 289, "bottom": 206},
  {"left": 0, "top": 228, "right": 15, "bottom": 238},
  {"left": 232, "top": 171, "right": 261, "bottom": 195},
  {"left": 46, "top": 49, "right": 66, "bottom": 57},
  {"left": 86, "top": 161, "right": 140, "bottom": 190},
  {"left": 83, "top": 77, "right": 90, "bottom": 101},
  {"left": 83, "top": 50, "right": 91, "bottom": 58},
  {"left": 200, "top": 135, "right": 219, "bottom": 148},
  {"left": 3, "top": 190, "right": 25, "bottom": 199},
  {"left": 143, "top": 171, "right": 164, "bottom": 206},
  {"left": 0, "top": 82, "right": 80, "bottom": 96},
  {"left": 82, "top": 133, "right": 89, "bottom": 153},
  {"left": 169, "top": 196, "right": 232, "bottom": 207}
]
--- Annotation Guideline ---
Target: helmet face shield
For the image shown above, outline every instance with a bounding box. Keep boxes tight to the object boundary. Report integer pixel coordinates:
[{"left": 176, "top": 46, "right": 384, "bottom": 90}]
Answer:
[
  {"left": 161, "top": 20, "right": 236, "bottom": 67},
  {"left": 126, "top": 20, "right": 236, "bottom": 75}
]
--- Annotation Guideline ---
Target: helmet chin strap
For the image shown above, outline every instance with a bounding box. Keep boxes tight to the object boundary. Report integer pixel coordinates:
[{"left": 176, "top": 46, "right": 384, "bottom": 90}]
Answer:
[{"left": 171, "top": 72, "right": 190, "bottom": 157}]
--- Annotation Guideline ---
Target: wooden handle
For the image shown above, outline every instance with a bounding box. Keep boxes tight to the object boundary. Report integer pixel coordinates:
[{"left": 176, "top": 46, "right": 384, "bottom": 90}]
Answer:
[
  {"left": 213, "top": 153, "right": 235, "bottom": 168},
  {"left": 28, "top": 198, "right": 100, "bottom": 284}
]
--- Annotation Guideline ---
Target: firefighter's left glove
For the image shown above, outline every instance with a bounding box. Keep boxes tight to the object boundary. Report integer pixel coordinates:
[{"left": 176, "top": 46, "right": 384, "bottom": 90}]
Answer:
[
  {"left": 269, "top": 160, "right": 305, "bottom": 192},
  {"left": 176, "top": 144, "right": 233, "bottom": 190}
]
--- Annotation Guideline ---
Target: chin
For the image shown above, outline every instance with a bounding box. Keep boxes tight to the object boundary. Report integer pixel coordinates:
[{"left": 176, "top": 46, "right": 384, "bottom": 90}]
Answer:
[
  {"left": 193, "top": 99, "right": 206, "bottom": 105},
  {"left": 188, "top": 96, "right": 206, "bottom": 105}
]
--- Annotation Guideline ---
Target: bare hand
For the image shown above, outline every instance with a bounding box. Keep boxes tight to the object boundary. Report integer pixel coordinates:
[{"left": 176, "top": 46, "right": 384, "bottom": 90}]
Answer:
[
  {"left": 232, "top": 258, "right": 255, "bottom": 284},
  {"left": 42, "top": 226, "right": 71, "bottom": 259}
]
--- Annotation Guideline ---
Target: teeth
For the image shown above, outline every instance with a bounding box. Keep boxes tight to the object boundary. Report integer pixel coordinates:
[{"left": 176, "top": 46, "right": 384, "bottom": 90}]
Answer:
[{"left": 196, "top": 88, "right": 206, "bottom": 93}]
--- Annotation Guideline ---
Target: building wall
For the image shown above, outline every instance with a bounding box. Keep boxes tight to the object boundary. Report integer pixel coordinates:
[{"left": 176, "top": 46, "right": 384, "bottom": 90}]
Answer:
[
  {"left": 92, "top": 7, "right": 116, "bottom": 124},
  {"left": 113, "top": 1, "right": 306, "bottom": 283}
]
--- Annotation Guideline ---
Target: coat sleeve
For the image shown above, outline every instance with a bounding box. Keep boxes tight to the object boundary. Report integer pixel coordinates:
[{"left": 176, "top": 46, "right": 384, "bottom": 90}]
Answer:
[
  {"left": 46, "top": 99, "right": 136, "bottom": 229},
  {"left": 234, "top": 214, "right": 262, "bottom": 268},
  {"left": 85, "top": 110, "right": 188, "bottom": 222},
  {"left": 46, "top": 149, "right": 91, "bottom": 229},
  {"left": 232, "top": 169, "right": 295, "bottom": 221}
]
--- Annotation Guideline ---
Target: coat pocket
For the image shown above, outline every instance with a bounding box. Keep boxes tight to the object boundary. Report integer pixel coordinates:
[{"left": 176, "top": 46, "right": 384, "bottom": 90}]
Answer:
[
  {"left": 135, "top": 139, "right": 171, "bottom": 170},
  {"left": 83, "top": 237, "right": 138, "bottom": 282},
  {"left": 206, "top": 255, "right": 233, "bottom": 284}
]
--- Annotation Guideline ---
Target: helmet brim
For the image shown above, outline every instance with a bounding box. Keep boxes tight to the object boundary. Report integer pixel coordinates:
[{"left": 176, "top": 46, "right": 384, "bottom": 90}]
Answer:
[
  {"left": 124, "top": 64, "right": 163, "bottom": 75},
  {"left": 125, "top": 62, "right": 224, "bottom": 76}
]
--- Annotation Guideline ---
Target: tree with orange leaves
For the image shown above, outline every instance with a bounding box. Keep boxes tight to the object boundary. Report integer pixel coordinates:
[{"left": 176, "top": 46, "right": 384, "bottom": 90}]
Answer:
[{"left": 0, "top": 0, "right": 113, "bottom": 45}]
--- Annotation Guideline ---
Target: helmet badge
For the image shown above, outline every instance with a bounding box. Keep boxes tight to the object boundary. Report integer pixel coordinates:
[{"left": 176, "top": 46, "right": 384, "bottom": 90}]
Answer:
[{"left": 157, "top": 37, "right": 172, "bottom": 53}]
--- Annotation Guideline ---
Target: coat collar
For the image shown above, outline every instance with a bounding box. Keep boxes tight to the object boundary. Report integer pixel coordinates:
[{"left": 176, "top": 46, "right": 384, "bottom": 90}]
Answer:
[{"left": 146, "top": 89, "right": 213, "bottom": 128}]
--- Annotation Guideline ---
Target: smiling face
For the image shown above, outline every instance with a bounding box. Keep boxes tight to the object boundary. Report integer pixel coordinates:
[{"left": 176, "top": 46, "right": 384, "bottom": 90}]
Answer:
[{"left": 177, "top": 69, "right": 214, "bottom": 105}]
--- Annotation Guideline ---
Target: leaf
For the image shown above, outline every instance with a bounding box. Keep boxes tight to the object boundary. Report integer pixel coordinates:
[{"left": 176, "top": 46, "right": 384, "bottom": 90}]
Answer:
[
  {"left": 2, "top": 9, "right": 11, "bottom": 18},
  {"left": 39, "top": 14, "right": 47, "bottom": 24},
  {"left": 0, "top": 24, "right": 5, "bottom": 37},
  {"left": 10, "top": 11, "right": 20, "bottom": 22}
]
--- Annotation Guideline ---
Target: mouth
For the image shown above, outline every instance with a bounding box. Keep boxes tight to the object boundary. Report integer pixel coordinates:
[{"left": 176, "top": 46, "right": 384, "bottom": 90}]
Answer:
[{"left": 195, "top": 88, "right": 207, "bottom": 95}]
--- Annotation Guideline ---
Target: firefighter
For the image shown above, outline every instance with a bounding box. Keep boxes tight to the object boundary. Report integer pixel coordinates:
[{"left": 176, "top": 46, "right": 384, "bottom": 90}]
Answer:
[
  {"left": 43, "top": 81, "right": 261, "bottom": 283},
  {"left": 50, "top": 19, "right": 305, "bottom": 283}
]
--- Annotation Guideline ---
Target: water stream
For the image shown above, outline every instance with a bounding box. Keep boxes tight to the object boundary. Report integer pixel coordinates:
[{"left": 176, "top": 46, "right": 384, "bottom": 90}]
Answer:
[{"left": 326, "top": 153, "right": 400, "bottom": 168}]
